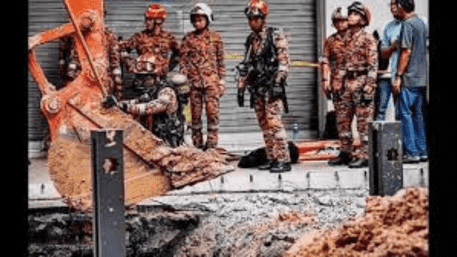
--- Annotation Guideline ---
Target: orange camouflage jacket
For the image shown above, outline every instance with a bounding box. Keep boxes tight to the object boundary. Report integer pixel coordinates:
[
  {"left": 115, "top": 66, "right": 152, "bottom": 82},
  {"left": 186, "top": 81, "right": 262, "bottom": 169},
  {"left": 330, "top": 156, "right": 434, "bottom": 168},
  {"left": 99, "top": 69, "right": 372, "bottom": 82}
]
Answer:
[
  {"left": 179, "top": 28, "right": 226, "bottom": 88},
  {"left": 322, "top": 32, "right": 347, "bottom": 84},
  {"left": 119, "top": 28, "right": 179, "bottom": 77},
  {"left": 343, "top": 29, "right": 378, "bottom": 87}
]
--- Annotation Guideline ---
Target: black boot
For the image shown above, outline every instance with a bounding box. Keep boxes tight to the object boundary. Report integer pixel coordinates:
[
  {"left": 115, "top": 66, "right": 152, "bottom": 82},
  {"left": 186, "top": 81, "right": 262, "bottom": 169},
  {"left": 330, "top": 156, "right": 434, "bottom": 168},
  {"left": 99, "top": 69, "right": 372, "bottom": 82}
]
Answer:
[
  {"left": 348, "top": 158, "right": 368, "bottom": 168},
  {"left": 328, "top": 152, "right": 351, "bottom": 166},
  {"left": 270, "top": 162, "right": 292, "bottom": 173}
]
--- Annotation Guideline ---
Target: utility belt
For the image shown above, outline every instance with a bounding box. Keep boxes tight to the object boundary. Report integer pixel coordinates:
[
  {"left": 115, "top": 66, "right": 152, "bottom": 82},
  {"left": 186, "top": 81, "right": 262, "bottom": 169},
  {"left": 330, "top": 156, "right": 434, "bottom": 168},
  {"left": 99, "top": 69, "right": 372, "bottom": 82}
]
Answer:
[
  {"left": 247, "top": 80, "right": 289, "bottom": 113},
  {"left": 344, "top": 70, "right": 368, "bottom": 80},
  {"left": 330, "top": 70, "right": 373, "bottom": 104}
]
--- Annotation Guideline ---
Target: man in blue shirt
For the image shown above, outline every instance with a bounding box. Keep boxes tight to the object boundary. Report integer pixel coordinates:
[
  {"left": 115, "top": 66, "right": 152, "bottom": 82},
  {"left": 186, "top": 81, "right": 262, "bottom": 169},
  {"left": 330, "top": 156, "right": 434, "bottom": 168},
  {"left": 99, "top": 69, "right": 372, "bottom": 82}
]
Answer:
[
  {"left": 378, "top": 0, "right": 402, "bottom": 121},
  {"left": 392, "top": 0, "right": 428, "bottom": 163}
]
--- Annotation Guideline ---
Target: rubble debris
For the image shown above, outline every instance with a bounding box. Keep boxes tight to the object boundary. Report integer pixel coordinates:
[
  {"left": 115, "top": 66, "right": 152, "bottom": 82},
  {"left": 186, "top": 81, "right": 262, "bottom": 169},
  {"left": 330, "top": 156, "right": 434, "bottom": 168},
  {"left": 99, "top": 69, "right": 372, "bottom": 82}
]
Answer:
[
  {"left": 284, "top": 187, "right": 428, "bottom": 257},
  {"left": 28, "top": 190, "right": 369, "bottom": 257},
  {"left": 173, "top": 190, "right": 367, "bottom": 257},
  {"left": 28, "top": 206, "right": 200, "bottom": 257}
]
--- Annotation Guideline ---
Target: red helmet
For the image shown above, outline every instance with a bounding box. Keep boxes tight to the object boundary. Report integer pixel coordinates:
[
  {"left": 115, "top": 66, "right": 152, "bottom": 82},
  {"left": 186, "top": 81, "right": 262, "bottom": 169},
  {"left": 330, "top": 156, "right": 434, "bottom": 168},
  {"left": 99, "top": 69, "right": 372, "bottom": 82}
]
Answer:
[
  {"left": 145, "top": 3, "right": 167, "bottom": 19},
  {"left": 245, "top": 0, "right": 269, "bottom": 19}
]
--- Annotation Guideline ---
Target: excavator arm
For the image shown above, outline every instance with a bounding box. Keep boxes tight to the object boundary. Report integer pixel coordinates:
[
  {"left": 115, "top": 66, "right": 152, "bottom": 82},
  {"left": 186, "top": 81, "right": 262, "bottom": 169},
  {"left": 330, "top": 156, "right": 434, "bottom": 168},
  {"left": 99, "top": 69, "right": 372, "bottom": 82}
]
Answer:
[{"left": 28, "top": 0, "right": 231, "bottom": 212}]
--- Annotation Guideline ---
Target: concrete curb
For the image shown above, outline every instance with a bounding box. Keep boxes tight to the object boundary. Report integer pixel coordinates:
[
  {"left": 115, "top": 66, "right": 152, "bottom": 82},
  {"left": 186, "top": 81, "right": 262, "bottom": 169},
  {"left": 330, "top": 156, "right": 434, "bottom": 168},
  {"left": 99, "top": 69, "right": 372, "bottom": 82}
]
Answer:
[{"left": 28, "top": 161, "right": 429, "bottom": 208}]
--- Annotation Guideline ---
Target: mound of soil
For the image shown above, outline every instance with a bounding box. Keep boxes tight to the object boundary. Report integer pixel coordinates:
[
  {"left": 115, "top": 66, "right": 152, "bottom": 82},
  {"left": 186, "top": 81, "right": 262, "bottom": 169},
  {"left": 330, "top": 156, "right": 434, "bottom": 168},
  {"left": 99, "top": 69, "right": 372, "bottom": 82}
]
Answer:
[{"left": 285, "top": 187, "right": 428, "bottom": 257}]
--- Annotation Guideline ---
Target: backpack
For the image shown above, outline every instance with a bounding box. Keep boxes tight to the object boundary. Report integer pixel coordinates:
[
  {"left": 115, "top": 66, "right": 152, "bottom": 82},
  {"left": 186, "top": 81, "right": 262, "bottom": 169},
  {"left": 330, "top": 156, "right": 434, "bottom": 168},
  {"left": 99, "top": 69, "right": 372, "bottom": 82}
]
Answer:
[{"left": 238, "top": 141, "right": 299, "bottom": 168}]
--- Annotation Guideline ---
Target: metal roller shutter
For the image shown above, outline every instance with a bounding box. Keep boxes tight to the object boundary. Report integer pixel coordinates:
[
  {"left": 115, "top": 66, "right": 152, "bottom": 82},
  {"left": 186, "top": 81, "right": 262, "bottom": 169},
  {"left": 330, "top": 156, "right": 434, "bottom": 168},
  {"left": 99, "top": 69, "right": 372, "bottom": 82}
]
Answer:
[
  {"left": 28, "top": 0, "right": 319, "bottom": 142},
  {"left": 191, "top": 0, "right": 319, "bottom": 135},
  {"left": 28, "top": 0, "right": 68, "bottom": 141}
]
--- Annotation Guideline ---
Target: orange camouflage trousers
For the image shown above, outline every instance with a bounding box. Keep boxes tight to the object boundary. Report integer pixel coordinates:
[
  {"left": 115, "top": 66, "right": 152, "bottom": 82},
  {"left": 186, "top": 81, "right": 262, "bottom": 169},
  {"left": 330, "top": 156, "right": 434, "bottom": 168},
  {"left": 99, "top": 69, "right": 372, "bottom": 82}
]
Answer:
[
  {"left": 190, "top": 85, "right": 220, "bottom": 149},
  {"left": 254, "top": 95, "right": 291, "bottom": 163},
  {"left": 333, "top": 77, "right": 375, "bottom": 159}
]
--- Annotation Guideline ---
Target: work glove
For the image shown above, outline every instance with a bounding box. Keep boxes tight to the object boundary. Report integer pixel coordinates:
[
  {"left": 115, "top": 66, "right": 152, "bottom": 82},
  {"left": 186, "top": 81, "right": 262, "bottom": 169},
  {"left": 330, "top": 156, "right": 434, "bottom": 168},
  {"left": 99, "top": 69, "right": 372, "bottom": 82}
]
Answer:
[
  {"left": 102, "top": 95, "right": 118, "bottom": 109},
  {"left": 139, "top": 92, "right": 152, "bottom": 103},
  {"left": 237, "top": 77, "right": 246, "bottom": 91},
  {"left": 237, "top": 87, "right": 245, "bottom": 107}
]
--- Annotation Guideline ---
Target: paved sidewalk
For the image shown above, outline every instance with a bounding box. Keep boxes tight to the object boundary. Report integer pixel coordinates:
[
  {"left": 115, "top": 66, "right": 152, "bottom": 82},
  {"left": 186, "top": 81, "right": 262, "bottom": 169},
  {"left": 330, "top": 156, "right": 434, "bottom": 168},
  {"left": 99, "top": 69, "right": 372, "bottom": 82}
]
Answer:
[{"left": 28, "top": 153, "right": 429, "bottom": 209}]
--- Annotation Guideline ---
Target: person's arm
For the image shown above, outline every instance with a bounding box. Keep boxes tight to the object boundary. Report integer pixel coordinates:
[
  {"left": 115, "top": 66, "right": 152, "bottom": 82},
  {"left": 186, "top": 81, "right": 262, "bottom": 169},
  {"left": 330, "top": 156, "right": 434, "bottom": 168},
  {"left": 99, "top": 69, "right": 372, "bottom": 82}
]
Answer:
[
  {"left": 179, "top": 35, "right": 190, "bottom": 77},
  {"left": 380, "top": 42, "right": 399, "bottom": 59},
  {"left": 380, "top": 24, "right": 399, "bottom": 59},
  {"left": 392, "top": 22, "right": 413, "bottom": 96},
  {"left": 392, "top": 48, "right": 411, "bottom": 95},
  {"left": 106, "top": 28, "right": 123, "bottom": 97},
  {"left": 215, "top": 32, "right": 226, "bottom": 97},
  {"left": 118, "top": 32, "right": 139, "bottom": 53},
  {"left": 123, "top": 88, "right": 174, "bottom": 115},
  {"left": 363, "top": 34, "right": 379, "bottom": 95},
  {"left": 168, "top": 33, "right": 180, "bottom": 72},
  {"left": 320, "top": 38, "right": 331, "bottom": 97},
  {"left": 237, "top": 36, "right": 251, "bottom": 91},
  {"left": 273, "top": 28, "right": 290, "bottom": 84}
]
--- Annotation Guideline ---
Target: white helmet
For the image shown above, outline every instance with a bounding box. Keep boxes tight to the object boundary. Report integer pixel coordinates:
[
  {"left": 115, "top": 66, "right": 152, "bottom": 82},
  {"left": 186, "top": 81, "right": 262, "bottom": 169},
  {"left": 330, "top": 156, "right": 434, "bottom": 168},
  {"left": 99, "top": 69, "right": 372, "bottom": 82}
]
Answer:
[{"left": 190, "top": 3, "right": 214, "bottom": 24}]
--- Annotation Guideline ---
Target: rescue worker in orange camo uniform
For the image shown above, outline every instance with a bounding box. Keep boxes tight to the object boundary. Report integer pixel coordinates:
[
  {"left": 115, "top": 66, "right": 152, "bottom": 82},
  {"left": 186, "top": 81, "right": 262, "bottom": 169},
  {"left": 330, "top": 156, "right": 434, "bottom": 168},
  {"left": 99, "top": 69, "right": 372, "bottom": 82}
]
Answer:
[
  {"left": 120, "top": 3, "right": 179, "bottom": 78},
  {"left": 179, "top": 3, "right": 226, "bottom": 151},
  {"left": 330, "top": 1, "right": 378, "bottom": 168},
  {"left": 58, "top": 14, "right": 122, "bottom": 97},
  {"left": 321, "top": 7, "right": 350, "bottom": 166},
  {"left": 104, "top": 73, "right": 189, "bottom": 148},
  {"left": 321, "top": 7, "right": 349, "bottom": 100},
  {"left": 118, "top": 3, "right": 180, "bottom": 130},
  {"left": 237, "top": 0, "right": 292, "bottom": 173}
]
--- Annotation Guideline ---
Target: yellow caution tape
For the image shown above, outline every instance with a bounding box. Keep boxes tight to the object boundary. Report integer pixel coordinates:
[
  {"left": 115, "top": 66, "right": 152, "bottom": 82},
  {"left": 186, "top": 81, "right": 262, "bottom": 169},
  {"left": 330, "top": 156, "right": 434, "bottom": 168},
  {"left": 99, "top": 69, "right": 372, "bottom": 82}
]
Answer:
[
  {"left": 291, "top": 60, "right": 320, "bottom": 67},
  {"left": 224, "top": 54, "right": 320, "bottom": 68}
]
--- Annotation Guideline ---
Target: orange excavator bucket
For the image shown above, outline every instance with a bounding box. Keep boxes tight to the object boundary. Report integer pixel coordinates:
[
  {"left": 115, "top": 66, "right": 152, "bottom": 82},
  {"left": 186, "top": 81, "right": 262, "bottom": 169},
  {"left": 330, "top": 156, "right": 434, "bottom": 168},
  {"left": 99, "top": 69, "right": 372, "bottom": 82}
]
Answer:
[{"left": 28, "top": 0, "right": 231, "bottom": 212}]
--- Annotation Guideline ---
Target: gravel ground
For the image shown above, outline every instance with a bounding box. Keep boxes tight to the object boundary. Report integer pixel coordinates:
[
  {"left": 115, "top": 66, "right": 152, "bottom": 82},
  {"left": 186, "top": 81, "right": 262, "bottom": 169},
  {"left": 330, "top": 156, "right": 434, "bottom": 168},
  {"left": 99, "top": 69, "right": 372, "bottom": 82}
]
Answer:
[
  {"left": 28, "top": 188, "right": 369, "bottom": 257},
  {"left": 165, "top": 189, "right": 369, "bottom": 256}
]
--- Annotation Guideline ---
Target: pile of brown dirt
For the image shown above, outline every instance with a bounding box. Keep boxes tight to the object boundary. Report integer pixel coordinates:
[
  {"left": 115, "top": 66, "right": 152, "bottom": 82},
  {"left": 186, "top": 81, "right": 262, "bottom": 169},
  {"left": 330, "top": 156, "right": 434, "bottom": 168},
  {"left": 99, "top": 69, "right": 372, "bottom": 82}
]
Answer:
[
  {"left": 284, "top": 187, "right": 428, "bottom": 257},
  {"left": 158, "top": 146, "right": 229, "bottom": 189}
]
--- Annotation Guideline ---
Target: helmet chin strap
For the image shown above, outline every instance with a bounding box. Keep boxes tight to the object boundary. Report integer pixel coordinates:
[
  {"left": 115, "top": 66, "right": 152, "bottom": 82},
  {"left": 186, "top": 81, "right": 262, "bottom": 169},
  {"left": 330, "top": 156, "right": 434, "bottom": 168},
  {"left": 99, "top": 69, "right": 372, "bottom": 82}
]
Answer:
[{"left": 152, "top": 23, "right": 162, "bottom": 34}]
